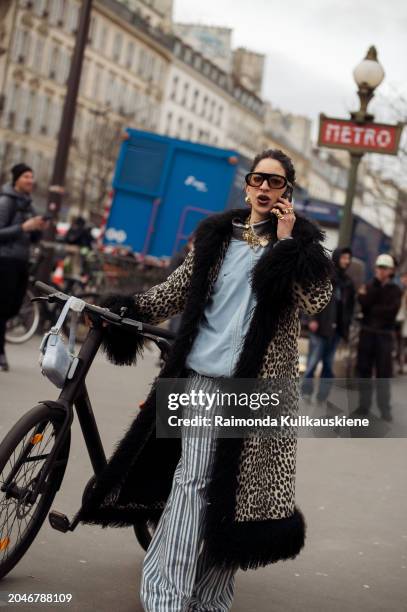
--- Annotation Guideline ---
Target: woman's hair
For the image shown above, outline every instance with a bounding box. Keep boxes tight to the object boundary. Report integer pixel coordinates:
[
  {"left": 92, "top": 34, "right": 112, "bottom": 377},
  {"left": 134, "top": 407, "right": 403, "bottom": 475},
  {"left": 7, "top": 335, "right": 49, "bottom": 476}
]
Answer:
[{"left": 250, "top": 149, "right": 296, "bottom": 185}]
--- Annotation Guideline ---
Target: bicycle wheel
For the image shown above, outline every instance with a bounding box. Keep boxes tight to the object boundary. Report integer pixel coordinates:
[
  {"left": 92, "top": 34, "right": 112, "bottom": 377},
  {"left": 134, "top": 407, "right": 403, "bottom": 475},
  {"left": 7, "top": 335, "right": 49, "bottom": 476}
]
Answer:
[
  {"left": 0, "top": 404, "right": 70, "bottom": 580},
  {"left": 133, "top": 520, "right": 156, "bottom": 552},
  {"left": 5, "top": 289, "right": 40, "bottom": 344}
]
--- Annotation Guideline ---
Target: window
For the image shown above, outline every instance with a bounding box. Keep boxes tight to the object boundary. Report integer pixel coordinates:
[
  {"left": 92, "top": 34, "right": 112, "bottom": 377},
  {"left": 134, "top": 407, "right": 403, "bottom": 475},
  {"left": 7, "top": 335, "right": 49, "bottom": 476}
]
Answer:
[
  {"left": 48, "top": 44, "right": 60, "bottom": 80},
  {"left": 49, "top": 0, "right": 65, "bottom": 25},
  {"left": 209, "top": 100, "right": 215, "bottom": 121},
  {"left": 125, "top": 41, "right": 135, "bottom": 69},
  {"left": 217, "top": 105, "right": 223, "bottom": 126},
  {"left": 182, "top": 82, "right": 189, "bottom": 105},
  {"left": 17, "top": 87, "right": 30, "bottom": 132},
  {"left": 191, "top": 88, "right": 199, "bottom": 112},
  {"left": 165, "top": 112, "right": 172, "bottom": 135},
  {"left": 112, "top": 32, "right": 123, "bottom": 63},
  {"left": 88, "top": 15, "right": 96, "bottom": 44},
  {"left": 12, "top": 29, "right": 31, "bottom": 64},
  {"left": 79, "top": 58, "right": 90, "bottom": 96},
  {"left": 193, "top": 55, "right": 202, "bottom": 70},
  {"left": 170, "top": 75, "right": 178, "bottom": 101},
  {"left": 50, "top": 99, "right": 62, "bottom": 137},
  {"left": 137, "top": 49, "right": 146, "bottom": 76},
  {"left": 4, "top": 81, "right": 18, "bottom": 128},
  {"left": 144, "top": 53, "right": 154, "bottom": 80},
  {"left": 186, "top": 122, "right": 193, "bottom": 140},
  {"left": 33, "top": 0, "right": 50, "bottom": 18},
  {"left": 33, "top": 34, "right": 45, "bottom": 74},
  {"left": 32, "top": 91, "right": 43, "bottom": 134},
  {"left": 176, "top": 116, "right": 183, "bottom": 138},
  {"left": 153, "top": 58, "right": 163, "bottom": 84},
  {"left": 117, "top": 79, "right": 127, "bottom": 113},
  {"left": 105, "top": 72, "right": 115, "bottom": 106},
  {"left": 23, "top": 90, "right": 36, "bottom": 133},
  {"left": 202, "top": 95, "right": 208, "bottom": 117},
  {"left": 66, "top": 0, "right": 79, "bottom": 33},
  {"left": 95, "top": 23, "right": 108, "bottom": 53},
  {"left": 92, "top": 66, "right": 102, "bottom": 99},
  {"left": 60, "top": 47, "right": 71, "bottom": 84}
]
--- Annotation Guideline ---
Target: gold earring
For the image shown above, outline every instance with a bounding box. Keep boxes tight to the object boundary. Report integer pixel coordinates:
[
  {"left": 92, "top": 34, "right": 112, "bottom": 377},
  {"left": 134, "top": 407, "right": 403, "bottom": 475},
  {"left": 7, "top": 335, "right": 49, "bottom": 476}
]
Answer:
[{"left": 245, "top": 195, "right": 251, "bottom": 204}]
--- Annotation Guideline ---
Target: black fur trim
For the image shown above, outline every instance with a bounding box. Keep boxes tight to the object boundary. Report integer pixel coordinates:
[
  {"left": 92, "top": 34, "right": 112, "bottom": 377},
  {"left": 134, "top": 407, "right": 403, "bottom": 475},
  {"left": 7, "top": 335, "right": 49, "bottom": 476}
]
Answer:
[
  {"left": 206, "top": 507, "right": 306, "bottom": 570},
  {"left": 99, "top": 294, "right": 148, "bottom": 365}
]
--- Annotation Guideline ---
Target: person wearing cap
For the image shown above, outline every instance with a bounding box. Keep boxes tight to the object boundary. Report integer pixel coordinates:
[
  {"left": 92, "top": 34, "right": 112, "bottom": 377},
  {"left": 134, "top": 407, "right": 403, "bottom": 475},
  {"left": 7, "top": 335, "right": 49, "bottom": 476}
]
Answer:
[
  {"left": 355, "top": 254, "right": 402, "bottom": 421},
  {"left": 0, "top": 164, "right": 48, "bottom": 371},
  {"left": 302, "top": 246, "right": 355, "bottom": 404}
]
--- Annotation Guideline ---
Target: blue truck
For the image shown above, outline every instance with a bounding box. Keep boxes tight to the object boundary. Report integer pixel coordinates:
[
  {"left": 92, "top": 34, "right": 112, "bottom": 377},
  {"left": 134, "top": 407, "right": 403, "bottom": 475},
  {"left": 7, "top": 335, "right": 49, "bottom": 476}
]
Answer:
[{"left": 102, "top": 129, "right": 250, "bottom": 259}]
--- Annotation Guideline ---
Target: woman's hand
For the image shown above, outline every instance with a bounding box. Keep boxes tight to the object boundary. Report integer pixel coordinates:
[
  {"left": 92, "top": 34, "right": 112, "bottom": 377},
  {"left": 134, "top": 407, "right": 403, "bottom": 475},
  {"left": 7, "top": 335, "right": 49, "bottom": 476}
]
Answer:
[{"left": 271, "top": 197, "right": 296, "bottom": 240}]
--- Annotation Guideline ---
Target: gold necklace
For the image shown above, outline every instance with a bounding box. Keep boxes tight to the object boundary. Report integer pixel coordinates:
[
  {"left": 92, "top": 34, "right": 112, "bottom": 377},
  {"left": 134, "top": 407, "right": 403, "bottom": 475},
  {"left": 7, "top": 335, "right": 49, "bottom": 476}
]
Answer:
[{"left": 242, "top": 217, "right": 272, "bottom": 248}]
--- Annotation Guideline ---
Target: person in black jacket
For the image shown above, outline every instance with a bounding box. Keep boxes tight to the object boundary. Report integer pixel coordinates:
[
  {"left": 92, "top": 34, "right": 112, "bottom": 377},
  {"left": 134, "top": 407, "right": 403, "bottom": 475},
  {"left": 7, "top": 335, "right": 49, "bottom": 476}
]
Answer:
[
  {"left": 0, "top": 164, "right": 48, "bottom": 371},
  {"left": 302, "top": 247, "right": 355, "bottom": 403},
  {"left": 355, "top": 254, "right": 402, "bottom": 421}
]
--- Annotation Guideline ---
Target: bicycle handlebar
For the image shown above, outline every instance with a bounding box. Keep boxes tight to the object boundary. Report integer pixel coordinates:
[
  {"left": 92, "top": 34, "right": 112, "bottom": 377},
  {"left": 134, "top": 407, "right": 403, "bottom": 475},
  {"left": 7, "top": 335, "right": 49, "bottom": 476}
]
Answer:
[{"left": 34, "top": 281, "right": 175, "bottom": 341}]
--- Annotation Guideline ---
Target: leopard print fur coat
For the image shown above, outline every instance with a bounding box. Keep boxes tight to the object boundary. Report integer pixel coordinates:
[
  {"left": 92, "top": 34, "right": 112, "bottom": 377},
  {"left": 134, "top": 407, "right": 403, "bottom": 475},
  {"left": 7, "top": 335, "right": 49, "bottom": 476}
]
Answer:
[{"left": 80, "top": 208, "right": 333, "bottom": 570}]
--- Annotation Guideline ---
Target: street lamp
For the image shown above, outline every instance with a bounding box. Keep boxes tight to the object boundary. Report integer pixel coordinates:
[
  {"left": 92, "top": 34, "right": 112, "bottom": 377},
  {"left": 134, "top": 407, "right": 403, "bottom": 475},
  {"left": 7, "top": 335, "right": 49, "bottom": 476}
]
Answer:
[{"left": 338, "top": 46, "right": 385, "bottom": 247}]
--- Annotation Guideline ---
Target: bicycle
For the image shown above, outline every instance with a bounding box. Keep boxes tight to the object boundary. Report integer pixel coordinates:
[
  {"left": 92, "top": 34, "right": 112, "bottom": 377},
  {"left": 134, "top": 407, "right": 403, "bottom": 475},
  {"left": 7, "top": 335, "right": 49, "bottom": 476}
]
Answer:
[{"left": 0, "top": 281, "right": 174, "bottom": 580}]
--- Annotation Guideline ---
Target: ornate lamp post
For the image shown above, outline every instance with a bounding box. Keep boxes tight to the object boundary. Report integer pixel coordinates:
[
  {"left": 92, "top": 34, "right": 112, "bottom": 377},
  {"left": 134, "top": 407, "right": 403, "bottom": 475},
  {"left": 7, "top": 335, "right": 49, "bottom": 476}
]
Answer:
[{"left": 338, "top": 46, "right": 385, "bottom": 247}]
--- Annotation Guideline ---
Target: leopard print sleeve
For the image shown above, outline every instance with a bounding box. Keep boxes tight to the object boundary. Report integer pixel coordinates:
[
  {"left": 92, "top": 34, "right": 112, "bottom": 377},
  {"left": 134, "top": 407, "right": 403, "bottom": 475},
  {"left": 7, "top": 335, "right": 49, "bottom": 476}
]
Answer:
[
  {"left": 293, "top": 278, "right": 332, "bottom": 315},
  {"left": 134, "top": 248, "right": 195, "bottom": 325}
]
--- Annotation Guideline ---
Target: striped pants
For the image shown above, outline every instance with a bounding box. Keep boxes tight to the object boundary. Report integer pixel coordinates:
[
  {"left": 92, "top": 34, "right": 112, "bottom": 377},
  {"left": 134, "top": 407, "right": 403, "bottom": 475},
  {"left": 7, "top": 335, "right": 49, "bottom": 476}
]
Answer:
[{"left": 140, "top": 372, "right": 237, "bottom": 611}]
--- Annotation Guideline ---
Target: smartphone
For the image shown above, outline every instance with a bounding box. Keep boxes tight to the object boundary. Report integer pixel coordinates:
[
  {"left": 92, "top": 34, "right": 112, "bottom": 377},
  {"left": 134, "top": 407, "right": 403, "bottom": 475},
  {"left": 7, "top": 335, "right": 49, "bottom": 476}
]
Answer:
[
  {"left": 283, "top": 187, "right": 293, "bottom": 202},
  {"left": 42, "top": 214, "right": 52, "bottom": 221}
]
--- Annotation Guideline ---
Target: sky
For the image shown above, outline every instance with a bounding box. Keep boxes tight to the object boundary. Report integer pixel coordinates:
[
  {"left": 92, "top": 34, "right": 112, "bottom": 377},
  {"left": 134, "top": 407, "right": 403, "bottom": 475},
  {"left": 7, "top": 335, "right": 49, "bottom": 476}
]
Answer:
[{"left": 173, "top": 0, "right": 407, "bottom": 130}]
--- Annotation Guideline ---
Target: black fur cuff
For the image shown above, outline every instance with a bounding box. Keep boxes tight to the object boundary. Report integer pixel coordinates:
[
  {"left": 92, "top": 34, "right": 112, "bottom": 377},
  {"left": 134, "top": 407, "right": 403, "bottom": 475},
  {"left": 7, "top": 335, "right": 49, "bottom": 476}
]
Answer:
[{"left": 100, "top": 294, "right": 147, "bottom": 366}]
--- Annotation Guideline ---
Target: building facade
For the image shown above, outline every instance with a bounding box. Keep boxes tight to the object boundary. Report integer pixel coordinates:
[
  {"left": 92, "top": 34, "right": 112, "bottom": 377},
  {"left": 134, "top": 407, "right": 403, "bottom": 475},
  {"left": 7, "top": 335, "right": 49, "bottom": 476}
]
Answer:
[
  {"left": 0, "top": 0, "right": 171, "bottom": 219},
  {"left": 0, "top": 0, "right": 266, "bottom": 221}
]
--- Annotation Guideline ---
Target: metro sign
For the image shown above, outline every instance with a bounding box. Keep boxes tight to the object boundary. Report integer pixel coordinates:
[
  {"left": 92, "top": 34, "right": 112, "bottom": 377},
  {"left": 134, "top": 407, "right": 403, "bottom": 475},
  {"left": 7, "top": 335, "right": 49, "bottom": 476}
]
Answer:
[{"left": 318, "top": 114, "right": 404, "bottom": 156}]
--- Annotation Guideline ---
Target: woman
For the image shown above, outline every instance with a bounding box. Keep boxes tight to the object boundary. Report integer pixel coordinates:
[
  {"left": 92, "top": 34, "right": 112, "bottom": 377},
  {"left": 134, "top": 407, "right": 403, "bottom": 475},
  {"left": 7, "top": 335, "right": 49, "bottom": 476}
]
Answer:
[
  {"left": 81, "top": 149, "right": 333, "bottom": 610},
  {"left": 0, "top": 164, "right": 47, "bottom": 371}
]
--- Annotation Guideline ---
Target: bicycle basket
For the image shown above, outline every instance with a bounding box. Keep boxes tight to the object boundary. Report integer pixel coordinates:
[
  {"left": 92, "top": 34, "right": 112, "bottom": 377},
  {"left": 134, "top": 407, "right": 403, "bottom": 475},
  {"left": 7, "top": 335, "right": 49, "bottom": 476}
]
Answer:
[{"left": 39, "top": 296, "right": 85, "bottom": 388}]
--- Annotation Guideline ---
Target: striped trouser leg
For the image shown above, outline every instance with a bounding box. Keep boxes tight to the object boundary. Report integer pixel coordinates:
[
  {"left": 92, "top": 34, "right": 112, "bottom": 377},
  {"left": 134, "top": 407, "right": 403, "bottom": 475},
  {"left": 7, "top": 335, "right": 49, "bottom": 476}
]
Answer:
[
  {"left": 140, "top": 373, "right": 237, "bottom": 612},
  {"left": 188, "top": 543, "right": 236, "bottom": 611}
]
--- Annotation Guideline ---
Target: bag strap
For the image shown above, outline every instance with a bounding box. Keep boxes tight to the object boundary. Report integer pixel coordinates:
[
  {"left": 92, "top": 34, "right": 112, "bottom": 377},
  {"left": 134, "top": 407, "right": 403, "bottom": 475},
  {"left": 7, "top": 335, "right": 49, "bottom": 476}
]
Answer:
[{"left": 51, "top": 296, "right": 86, "bottom": 353}]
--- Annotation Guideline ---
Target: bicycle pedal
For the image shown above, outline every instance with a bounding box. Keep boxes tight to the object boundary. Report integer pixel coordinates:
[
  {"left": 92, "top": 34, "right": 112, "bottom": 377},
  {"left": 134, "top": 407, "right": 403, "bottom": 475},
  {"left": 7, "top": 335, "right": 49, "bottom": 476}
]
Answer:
[{"left": 49, "top": 510, "right": 71, "bottom": 533}]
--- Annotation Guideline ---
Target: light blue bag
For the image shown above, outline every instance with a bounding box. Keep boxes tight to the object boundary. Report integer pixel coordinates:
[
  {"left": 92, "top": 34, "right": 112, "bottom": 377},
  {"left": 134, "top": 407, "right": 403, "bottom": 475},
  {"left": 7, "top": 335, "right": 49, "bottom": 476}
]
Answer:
[{"left": 39, "top": 296, "right": 85, "bottom": 388}]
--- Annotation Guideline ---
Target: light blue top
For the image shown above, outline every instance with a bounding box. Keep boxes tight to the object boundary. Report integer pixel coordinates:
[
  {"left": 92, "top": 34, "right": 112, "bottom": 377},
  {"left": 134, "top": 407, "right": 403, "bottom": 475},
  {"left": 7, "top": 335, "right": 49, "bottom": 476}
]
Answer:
[{"left": 185, "top": 217, "right": 277, "bottom": 377}]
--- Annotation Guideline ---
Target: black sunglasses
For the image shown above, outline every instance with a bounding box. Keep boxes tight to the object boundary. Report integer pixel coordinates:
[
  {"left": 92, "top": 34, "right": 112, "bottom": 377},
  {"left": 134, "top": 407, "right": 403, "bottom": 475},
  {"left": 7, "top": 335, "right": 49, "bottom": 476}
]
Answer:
[{"left": 245, "top": 172, "right": 292, "bottom": 190}]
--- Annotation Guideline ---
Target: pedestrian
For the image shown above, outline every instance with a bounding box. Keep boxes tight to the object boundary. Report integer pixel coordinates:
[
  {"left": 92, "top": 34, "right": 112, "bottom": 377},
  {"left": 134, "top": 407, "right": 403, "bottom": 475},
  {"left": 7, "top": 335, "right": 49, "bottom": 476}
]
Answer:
[
  {"left": 354, "top": 254, "right": 402, "bottom": 421},
  {"left": 80, "top": 149, "right": 333, "bottom": 611},
  {"left": 0, "top": 163, "right": 48, "bottom": 371},
  {"left": 395, "top": 271, "right": 407, "bottom": 374},
  {"left": 64, "top": 215, "right": 93, "bottom": 248},
  {"left": 302, "top": 247, "right": 355, "bottom": 404}
]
